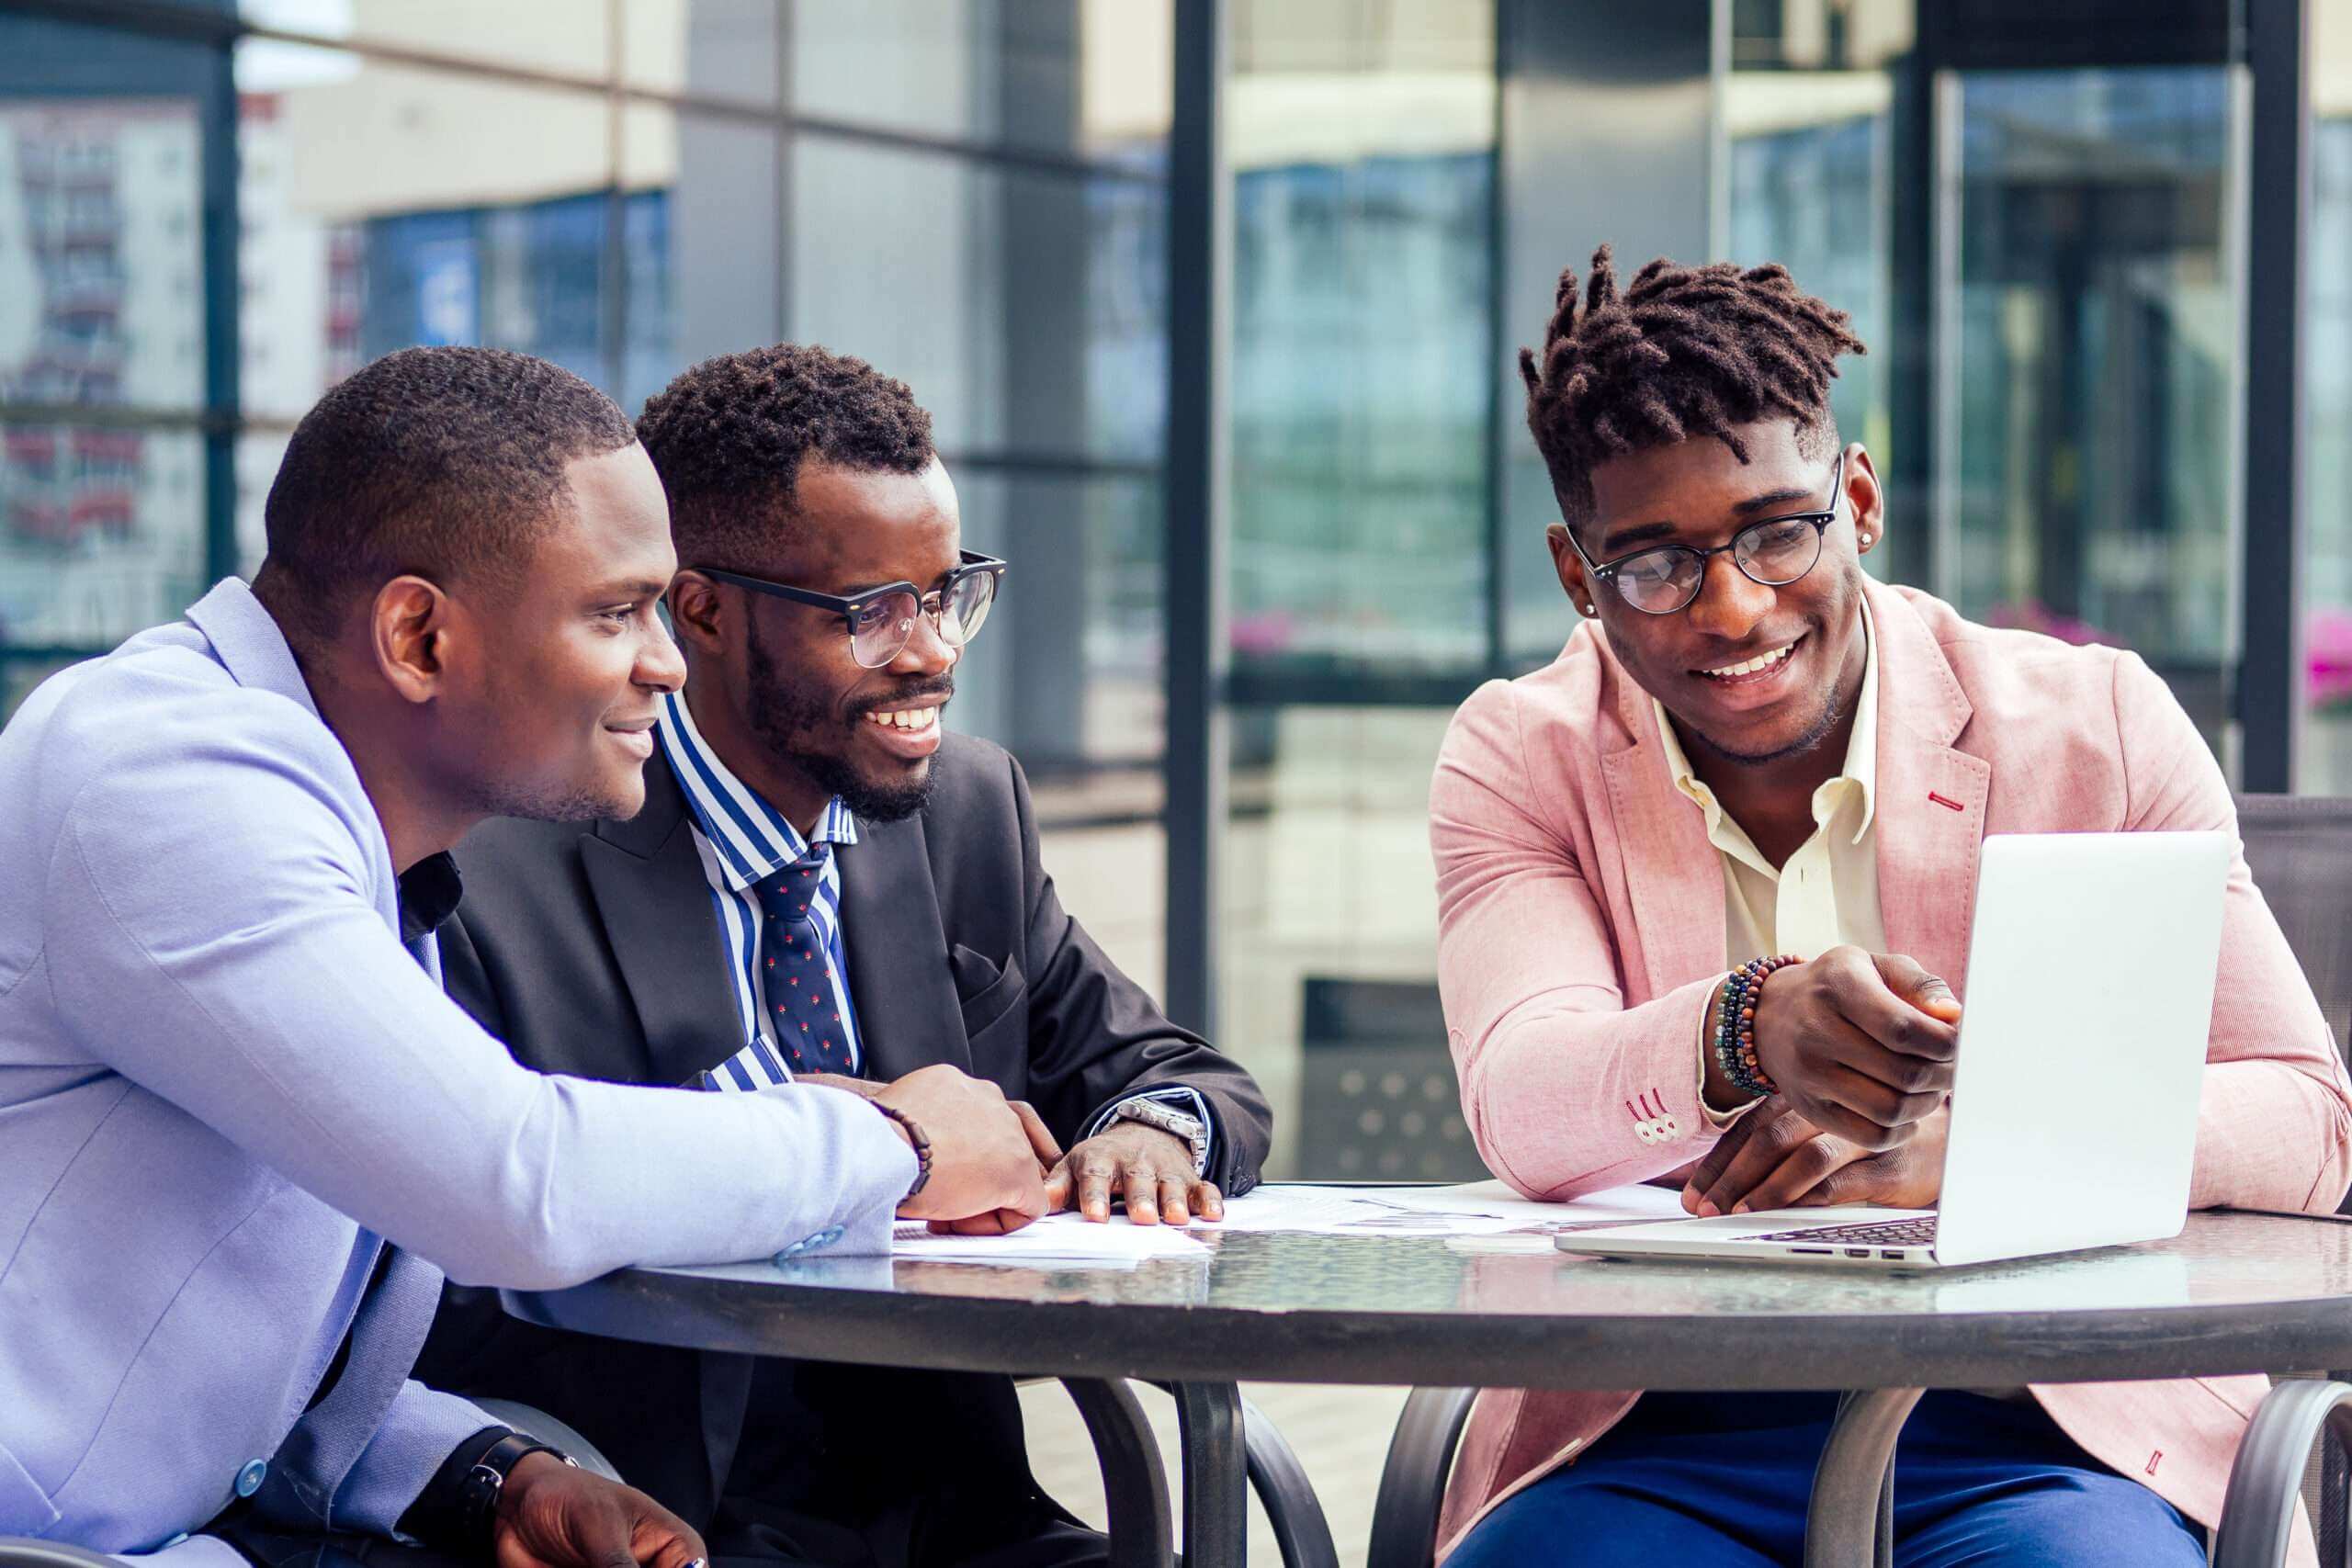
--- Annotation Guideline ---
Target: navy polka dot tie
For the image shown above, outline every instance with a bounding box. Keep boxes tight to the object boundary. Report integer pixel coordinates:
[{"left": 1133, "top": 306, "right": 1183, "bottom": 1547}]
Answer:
[{"left": 754, "top": 852, "right": 852, "bottom": 1074}]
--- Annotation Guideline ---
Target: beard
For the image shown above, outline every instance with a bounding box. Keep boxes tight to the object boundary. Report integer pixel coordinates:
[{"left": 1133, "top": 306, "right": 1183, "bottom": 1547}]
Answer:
[
  {"left": 1683, "top": 679, "right": 1849, "bottom": 769},
  {"left": 744, "top": 615, "right": 944, "bottom": 824}
]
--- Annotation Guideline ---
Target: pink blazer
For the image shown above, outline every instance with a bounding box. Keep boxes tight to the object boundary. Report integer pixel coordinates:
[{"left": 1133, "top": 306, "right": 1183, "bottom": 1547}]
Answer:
[{"left": 1429, "top": 580, "right": 2352, "bottom": 1562}]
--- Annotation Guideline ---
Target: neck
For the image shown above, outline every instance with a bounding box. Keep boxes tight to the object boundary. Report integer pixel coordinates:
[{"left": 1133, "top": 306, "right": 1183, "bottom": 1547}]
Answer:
[
  {"left": 684, "top": 677, "right": 831, "bottom": 838},
  {"left": 292, "top": 640, "right": 483, "bottom": 875}
]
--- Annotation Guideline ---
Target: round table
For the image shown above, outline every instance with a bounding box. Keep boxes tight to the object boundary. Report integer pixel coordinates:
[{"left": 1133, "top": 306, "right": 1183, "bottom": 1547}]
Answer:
[{"left": 504, "top": 1209, "right": 2352, "bottom": 1567}]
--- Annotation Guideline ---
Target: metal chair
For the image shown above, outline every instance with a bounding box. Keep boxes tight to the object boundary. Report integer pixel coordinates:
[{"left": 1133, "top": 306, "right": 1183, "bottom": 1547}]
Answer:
[
  {"left": 1365, "top": 796, "right": 2352, "bottom": 1568},
  {"left": 0, "top": 1544, "right": 118, "bottom": 1568}
]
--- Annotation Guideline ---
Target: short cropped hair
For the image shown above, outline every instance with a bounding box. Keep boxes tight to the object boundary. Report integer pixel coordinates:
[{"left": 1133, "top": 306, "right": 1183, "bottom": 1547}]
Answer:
[
  {"left": 255, "top": 346, "right": 636, "bottom": 645},
  {"left": 1521, "top": 245, "right": 1867, "bottom": 530},
  {"left": 634, "top": 343, "right": 934, "bottom": 572}
]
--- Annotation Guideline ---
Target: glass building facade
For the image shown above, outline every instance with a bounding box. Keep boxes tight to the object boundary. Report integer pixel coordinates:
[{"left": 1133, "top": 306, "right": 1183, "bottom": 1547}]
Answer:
[{"left": 2, "top": 0, "right": 2342, "bottom": 1176}]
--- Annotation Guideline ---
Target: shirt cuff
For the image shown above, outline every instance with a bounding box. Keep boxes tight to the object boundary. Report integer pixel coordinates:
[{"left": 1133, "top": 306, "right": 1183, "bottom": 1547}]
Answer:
[
  {"left": 1087, "top": 1087, "right": 1216, "bottom": 1177},
  {"left": 394, "top": 1425, "right": 510, "bottom": 1552},
  {"left": 1695, "top": 981, "right": 1766, "bottom": 1131}
]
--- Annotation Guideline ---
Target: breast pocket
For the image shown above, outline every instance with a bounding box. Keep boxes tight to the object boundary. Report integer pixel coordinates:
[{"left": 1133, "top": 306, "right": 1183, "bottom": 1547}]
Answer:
[{"left": 949, "top": 944, "right": 1028, "bottom": 1062}]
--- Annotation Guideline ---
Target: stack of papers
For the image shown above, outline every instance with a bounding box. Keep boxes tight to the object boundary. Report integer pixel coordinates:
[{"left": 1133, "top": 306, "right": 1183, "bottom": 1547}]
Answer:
[
  {"left": 878, "top": 1181, "right": 1686, "bottom": 1267},
  {"left": 891, "top": 1213, "right": 1210, "bottom": 1268}
]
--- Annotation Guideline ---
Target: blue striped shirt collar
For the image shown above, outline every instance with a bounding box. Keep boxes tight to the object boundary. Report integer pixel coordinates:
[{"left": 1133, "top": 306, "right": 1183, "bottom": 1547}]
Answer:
[{"left": 655, "top": 690, "right": 859, "bottom": 892}]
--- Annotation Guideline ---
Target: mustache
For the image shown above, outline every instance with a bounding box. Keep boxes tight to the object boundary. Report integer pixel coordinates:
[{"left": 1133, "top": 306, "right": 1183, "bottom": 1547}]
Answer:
[{"left": 850, "top": 679, "right": 956, "bottom": 719}]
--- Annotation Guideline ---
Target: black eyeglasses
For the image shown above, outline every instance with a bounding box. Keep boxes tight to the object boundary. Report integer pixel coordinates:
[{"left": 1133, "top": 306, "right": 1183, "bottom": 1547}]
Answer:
[
  {"left": 692, "top": 551, "right": 1007, "bottom": 669},
  {"left": 1566, "top": 451, "right": 1845, "bottom": 615}
]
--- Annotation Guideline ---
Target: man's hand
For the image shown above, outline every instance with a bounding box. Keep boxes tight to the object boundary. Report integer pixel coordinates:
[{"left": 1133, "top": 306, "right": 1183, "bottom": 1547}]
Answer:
[
  {"left": 494, "top": 1452, "right": 706, "bottom": 1568},
  {"left": 1681, "top": 1099, "right": 1949, "bottom": 1217},
  {"left": 1734, "top": 946, "right": 1962, "bottom": 1151},
  {"left": 1046, "top": 1122, "right": 1225, "bottom": 1226},
  {"left": 868, "top": 1064, "right": 1056, "bottom": 1235}
]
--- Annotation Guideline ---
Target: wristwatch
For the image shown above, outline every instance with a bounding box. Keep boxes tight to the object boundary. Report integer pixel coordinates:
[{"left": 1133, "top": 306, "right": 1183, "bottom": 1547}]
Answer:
[
  {"left": 1109, "top": 1098, "right": 1209, "bottom": 1173},
  {"left": 458, "top": 1432, "right": 577, "bottom": 1550}
]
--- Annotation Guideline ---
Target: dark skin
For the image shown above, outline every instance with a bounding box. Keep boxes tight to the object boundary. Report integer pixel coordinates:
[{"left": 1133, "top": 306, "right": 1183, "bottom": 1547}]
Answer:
[
  {"left": 667, "top": 457, "right": 1223, "bottom": 1228},
  {"left": 269, "top": 442, "right": 687, "bottom": 877},
  {"left": 1549, "top": 419, "right": 1963, "bottom": 1211},
  {"left": 263, "top": 444, "right": 715, "bottom": 1562}
]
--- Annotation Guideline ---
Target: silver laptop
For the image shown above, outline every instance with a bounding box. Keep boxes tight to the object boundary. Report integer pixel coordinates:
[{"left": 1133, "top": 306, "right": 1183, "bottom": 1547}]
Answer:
[{"left": 1556, "top": 830, "right": 2231, "bottom": 1271}]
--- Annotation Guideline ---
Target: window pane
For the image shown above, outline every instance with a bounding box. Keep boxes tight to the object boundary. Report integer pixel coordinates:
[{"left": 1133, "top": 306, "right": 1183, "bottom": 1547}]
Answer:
[
  {"left": 1227, "top": 0, "right": 1496, "bottom": 674},
  {"left": 242, "top": 0, "right": 611, "bottom": 81},
  {"left": 787, "top": 140, "right": 1167, "bottom": 466},
  {"left": 2304, "top": 7, "right": 2352, "bottom": 788},
  {"left": 623, "top": 0, "right": 783, "bottom": 107},
  {"left": 235, "top": 46, "right": 617, "bottom": 418},
  {"left": 0, "top": 13, "right": 211, "bottom": 412},
  {"left": 788, "top": 0, "right": 1171, "bottom": 167},
  {"left": 1942, "top": 68, "right": 2242, "bottom": 756},
  {"left": 622, "top": 105, "right": 780, "bottom": 413},
  {"left": 1, "top": 421, "right": 206, "bottom": 647}
]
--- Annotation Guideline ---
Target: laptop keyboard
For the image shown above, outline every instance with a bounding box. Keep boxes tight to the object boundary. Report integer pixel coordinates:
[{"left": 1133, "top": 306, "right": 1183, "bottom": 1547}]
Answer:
[{"left": 1746, "top": 1215, "right": 1939, "bottom": 1247}]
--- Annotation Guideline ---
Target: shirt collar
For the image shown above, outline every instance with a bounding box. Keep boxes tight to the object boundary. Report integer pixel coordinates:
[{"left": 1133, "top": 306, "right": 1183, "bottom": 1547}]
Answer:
[
  {"left": 1653, "top": 592, "right": 1880, "bottom": 849},
  {"left": 396, "top": 852, "right": 465, "bottom": 944},
  {"left": 655, "top": 689, "right": 859, "bottom": 891}
]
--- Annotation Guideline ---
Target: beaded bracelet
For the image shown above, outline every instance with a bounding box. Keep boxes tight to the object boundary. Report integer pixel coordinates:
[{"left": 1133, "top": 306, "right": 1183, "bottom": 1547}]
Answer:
[
  {"left": 1714, "top": 953, "right": 1800, "bottom": 1100},
  {"left": 870, "top": 1101, "right": 933, "bottom": 1200}
]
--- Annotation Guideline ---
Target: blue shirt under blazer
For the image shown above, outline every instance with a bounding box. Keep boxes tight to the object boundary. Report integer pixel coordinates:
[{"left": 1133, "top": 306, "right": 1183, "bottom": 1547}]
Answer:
[{"left": 0, "top": 581, "right": 914, "bottom": 1559}]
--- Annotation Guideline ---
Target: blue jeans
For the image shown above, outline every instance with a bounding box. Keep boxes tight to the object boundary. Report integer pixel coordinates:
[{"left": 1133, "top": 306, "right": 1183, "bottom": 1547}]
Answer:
[{"left": 1446, "top": 1391, "right": 2205, "bottom": 1568}]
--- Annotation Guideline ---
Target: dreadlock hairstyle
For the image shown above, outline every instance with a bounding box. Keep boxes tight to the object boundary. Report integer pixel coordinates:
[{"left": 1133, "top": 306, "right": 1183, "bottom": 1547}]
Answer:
[{"left": 1520, "top": 245, "right": 1867, "bottom": 531}]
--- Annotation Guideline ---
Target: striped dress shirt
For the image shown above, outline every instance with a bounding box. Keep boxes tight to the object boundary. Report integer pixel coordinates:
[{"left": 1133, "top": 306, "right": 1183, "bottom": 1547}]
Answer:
[{"left": 656, "top": 690, "right": 1216, "bottom": 1170}]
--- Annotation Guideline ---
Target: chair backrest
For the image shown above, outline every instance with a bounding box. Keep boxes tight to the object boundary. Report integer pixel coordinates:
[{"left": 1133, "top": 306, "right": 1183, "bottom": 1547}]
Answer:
[
  {"left": 2236, "top": 795, "right": 2352, "bottom": 1066},
  {"left": 0, "top": 1541, "right": 120, "bottom": 1568}
]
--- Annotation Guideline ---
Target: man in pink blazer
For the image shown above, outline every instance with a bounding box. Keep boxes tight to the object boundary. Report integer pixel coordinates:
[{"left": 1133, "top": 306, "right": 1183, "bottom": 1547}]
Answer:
[{"left": 1430, "top": 247, "right": 2352, "bottom": 1566}]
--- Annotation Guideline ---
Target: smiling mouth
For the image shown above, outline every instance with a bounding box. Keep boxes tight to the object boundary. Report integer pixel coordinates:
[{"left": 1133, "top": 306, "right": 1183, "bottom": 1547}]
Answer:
[
  {"left": 861, "top": 705, "right": 942, "bottom": 736},
  {"left": 1695, "top": 636, "right": 1804, "bottom": 685}
]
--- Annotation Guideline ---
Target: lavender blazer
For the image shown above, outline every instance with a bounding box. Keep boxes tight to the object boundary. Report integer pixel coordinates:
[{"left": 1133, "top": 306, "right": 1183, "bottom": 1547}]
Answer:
[
  {"left": 1429, "top": 580, "right": 2352, "bottom": 1563},
  {"left": 0, "top": 581, "right": 915, "bottom": 1561}
]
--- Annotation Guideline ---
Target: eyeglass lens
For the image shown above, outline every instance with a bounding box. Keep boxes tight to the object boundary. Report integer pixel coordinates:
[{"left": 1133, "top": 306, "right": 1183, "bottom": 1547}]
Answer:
[
  {"left": 847, "top": 570, "right": 999, "bottom": 667},
  {"left": 1613, "top": 517, "right": 1826, "bottom": 614}
]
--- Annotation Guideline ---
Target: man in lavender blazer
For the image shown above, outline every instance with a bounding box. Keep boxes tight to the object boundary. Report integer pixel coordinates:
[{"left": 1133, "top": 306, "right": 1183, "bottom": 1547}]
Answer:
[{"left": 0, "top": 349, "right": 1047, "bottom": 1563}]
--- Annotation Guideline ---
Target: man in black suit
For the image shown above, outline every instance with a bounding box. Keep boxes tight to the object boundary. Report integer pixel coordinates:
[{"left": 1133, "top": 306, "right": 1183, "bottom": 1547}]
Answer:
[{"left": 417, "top": 344, "right": 1271, "bottom": 1568}]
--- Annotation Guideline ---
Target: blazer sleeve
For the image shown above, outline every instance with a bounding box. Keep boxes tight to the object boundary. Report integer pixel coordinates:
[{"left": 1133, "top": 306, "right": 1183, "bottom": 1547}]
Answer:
[
  {"left": 2112, "top": 650, "right": 2352, "bottom": 1212},
  {"left": 1431, "top": 680, "right": 1724, "bottom": 1199},
  {"left": 40, "top": 720, "right": 917, "bottom": 1289},
  {"left": 1002, "top": 751, "right": 1272, "bottom": 1196}
]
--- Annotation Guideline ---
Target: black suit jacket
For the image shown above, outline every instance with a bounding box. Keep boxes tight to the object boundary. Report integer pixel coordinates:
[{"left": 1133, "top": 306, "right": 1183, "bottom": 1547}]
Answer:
[{"left": 414, "top": 733, "right": 1270, "bottom": 1527}]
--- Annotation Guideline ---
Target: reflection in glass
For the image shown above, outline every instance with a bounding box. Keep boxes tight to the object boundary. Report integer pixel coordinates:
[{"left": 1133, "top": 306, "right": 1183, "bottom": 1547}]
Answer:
[
  {"left": 1943, "top": 67, "right": 2241, "bottom": 752},
  {"left": 787, "top": 140, "right": 1167, "bottom": 466},
  {"left": 235, "top": 47, "right": 616, "bottom": 417},
  {"left": 242, "top": 0, "right": 611, "bottom": 81},
  {"left": 0, "top": 423, "right": 204, "bottom": 649},
  {"left": 2303, "top": 11, "right": 2352, "bottom": 787},
  {"left": 0, "top": 96, "right": 206, "bottom": 411}
]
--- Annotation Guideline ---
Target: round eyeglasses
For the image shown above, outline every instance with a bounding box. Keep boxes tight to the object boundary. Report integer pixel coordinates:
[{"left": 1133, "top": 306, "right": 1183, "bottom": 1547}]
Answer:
[
  {"left": 693, "top": 552, "right": 1007, "bottom": 669},
  {"left": 1565, "top": 451, "right": 1844, "bottom": 616}
]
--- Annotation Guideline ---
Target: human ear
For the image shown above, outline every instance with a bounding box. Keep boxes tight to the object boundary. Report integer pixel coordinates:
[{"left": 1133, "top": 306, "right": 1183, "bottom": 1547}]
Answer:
[
  {"left": 665, "top": 570, "right": 730, "bottom": 658},
  {"left": 1845, "top": 444, "right": 1886, "bottom": 553},
  {"left": 372, "top": 576, "right": 453, "bottom": 705},
  {"left": 1548, "top": 524, "right": 1599, "bottom": 616}
]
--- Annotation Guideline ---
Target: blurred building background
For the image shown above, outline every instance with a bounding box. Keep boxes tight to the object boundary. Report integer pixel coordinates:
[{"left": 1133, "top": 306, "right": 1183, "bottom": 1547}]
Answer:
[{"left": 2, "top": 0, "right": 2345, "bottom": 1179}]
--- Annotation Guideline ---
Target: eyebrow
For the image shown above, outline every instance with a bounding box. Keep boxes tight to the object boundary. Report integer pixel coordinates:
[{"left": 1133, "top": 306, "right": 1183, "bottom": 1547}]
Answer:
[
  {"left": 590, "top": 578, "right": 672, "bottom": 601},
  {"left": 1598, "top": 485, "right": 1822, "bottom": 557}
]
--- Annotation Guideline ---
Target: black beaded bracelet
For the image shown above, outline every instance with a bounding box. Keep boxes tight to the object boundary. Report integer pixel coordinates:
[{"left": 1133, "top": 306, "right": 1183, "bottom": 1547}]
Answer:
[
  {"left": 871, "top": 1101, "right": 933, "bottom": 1200},
  {"left": 1715, "top": 954, "right": 1798, "bottom": 1100}
]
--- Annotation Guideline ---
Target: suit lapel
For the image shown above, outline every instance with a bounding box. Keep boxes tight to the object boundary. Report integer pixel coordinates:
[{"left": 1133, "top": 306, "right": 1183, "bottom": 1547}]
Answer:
[
  {"left": 1593, "top": 637, "right": 1729, "bottom": 1001},
  {"left": 582, "top": 764, "right": 746, "bottom": 1087},
  {"left": 835, "top": 813, "right": 970, "bottom": 1082},
  {"left": 1866, "top": 582, "right": 1992, "bottom": 995}
]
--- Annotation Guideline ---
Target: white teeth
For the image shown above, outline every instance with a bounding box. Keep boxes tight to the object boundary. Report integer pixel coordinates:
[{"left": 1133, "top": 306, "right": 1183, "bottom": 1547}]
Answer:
[
  {"left": 865, "top": 706, "right": 939, "bottom": 731},
  {"left": 1703, "top": 642, "right": 1797, "bottom": 679}
]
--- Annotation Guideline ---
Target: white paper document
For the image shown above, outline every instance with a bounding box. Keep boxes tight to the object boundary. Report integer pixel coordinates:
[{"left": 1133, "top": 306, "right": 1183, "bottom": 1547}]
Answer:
[
  {"left": 891, "top": 1213, "right": 1211, "bottom": 1268},
  {"left": 1199, "top": 1179, "right": 1688, "bottom": 1241}
]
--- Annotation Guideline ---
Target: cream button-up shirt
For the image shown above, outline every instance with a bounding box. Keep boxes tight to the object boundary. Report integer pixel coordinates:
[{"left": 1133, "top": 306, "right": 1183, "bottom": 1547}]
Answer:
[{"left": 1655, "top": 599, "right": 1885, "bottom": 1122}]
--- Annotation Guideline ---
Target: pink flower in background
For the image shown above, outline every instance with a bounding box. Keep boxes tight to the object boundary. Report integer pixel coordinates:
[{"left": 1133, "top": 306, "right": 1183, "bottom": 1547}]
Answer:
[
  {"left": 2308, "top": 608, "right": 2352, "bottom": 710},
  {"left": 1985, "top": 599, "right": 2114, "bottom": 648}
]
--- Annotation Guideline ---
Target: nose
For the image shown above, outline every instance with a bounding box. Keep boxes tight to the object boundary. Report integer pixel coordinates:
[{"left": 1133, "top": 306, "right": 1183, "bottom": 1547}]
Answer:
[
  {"left": 635, "top": 610, "right": 688, "bottom": 694},
  {"left": 886, "top": 604, "right": 961, "bottom": 677},
  {"left": 1682, "top": 550, "right": 1775, "bottom": 643}
]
